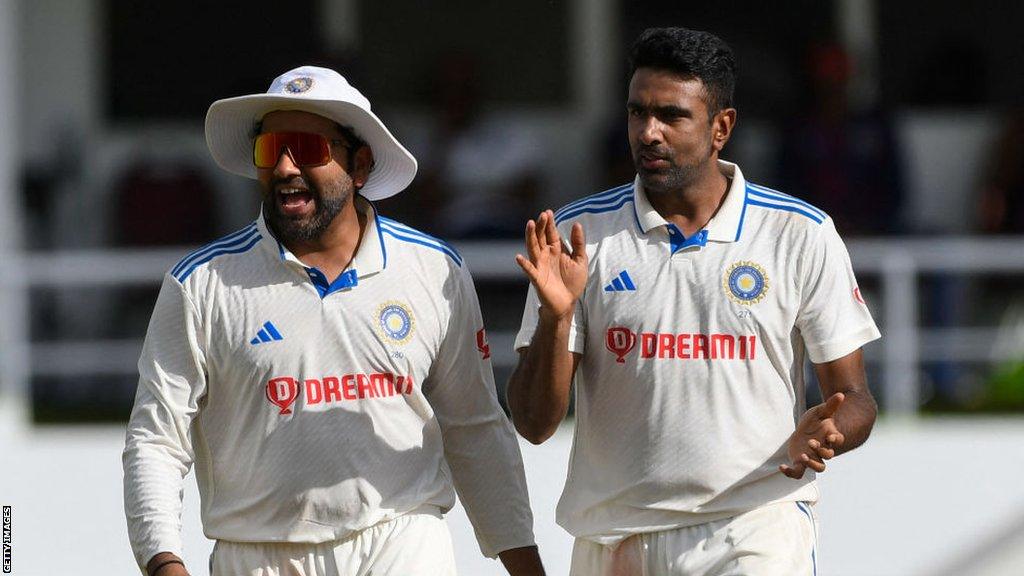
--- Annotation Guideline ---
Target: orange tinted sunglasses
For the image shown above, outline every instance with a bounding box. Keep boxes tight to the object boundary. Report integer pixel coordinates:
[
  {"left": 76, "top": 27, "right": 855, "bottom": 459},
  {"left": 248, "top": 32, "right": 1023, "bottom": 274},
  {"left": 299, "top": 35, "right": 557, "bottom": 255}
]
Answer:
[{"left": 253, "top": 132, "right": 348, "bottom": 169}]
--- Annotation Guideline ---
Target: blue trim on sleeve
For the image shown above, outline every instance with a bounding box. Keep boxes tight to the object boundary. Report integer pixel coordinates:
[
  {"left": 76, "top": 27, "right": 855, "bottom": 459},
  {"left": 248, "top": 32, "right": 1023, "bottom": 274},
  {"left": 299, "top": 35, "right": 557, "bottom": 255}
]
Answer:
[
  {"left": 171, "top": 223, "right": 258, "bottom": 278},
  {"left": 747, "top": 183, "right": 826, "bottom": 220},
  {"left": 555, "top": 192, "right": 634, "bottom": 224},
  {"left": 378, "top": 218, "right": 463, "bottom": 266},
  {"left": 174, "top": 233, "right": 263, "bottom": 282},
  {"left": 554, "top": 182, "right": 633, "bottom": 221},
  {"left": 746, "top": 198, "right": 824, "bottom": 224}
]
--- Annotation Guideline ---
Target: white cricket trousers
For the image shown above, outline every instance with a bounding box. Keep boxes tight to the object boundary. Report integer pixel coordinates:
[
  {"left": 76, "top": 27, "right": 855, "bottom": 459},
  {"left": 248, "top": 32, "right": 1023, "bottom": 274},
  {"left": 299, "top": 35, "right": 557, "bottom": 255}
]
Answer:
[
  {"left": 210, "top": 506, "right": 457, "bottom": 576},
  {"left": 569, "top": 501, "right": 818, "bottom": 576}
]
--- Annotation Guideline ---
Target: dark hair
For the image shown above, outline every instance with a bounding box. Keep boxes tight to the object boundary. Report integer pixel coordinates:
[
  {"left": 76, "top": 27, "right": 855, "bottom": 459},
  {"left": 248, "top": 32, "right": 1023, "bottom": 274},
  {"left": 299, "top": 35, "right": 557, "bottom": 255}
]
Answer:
[{"left": 629, "top": 27, "right": 737, "bottom": 116}]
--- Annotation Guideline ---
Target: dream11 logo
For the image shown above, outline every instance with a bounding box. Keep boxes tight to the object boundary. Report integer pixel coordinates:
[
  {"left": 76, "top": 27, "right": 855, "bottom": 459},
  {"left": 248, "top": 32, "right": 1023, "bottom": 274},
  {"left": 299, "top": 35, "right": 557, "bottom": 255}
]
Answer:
[
  {"left": 266, "top": 377, "right": 300, "bottom": 414},
  {"left": 605, "top": 327, "right": 636, "bottom": 363}
]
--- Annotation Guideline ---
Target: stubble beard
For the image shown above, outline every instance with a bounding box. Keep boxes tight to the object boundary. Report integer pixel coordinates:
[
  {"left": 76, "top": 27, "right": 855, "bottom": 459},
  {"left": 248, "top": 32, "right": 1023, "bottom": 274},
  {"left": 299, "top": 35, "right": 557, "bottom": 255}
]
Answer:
[
  {"left": 635, "top": 133, "right": 716, "bottom": 196},
  {"left": 263, "top": 177, "right": 351, "bottom": 243}
]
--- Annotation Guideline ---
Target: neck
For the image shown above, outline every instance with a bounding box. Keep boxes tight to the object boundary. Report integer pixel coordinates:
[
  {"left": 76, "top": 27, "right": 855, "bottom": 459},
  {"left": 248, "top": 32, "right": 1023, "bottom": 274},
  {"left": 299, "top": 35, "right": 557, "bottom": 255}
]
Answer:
[
  {"left": 646, "top": 158, "right": 729, "bottom": 237},
  {"left": 279, "top": 197, "right": 366, "bottom": 280}
]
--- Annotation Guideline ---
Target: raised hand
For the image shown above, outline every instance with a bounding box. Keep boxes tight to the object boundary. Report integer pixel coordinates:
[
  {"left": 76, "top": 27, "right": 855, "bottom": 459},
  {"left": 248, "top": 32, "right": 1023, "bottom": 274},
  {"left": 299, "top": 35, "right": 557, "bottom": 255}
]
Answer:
[
  {"left": 515, "top": 210, "right": 588, "bottom": 320},
  {"left": 780, "top": 392, "right": 846, "bottom": 479}
]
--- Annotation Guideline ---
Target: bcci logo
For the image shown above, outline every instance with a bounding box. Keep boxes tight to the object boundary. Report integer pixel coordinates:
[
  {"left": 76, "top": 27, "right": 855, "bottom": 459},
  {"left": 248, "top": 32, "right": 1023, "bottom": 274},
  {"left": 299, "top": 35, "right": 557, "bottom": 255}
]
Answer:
[
  {"left": 606, "top": 327, "right": 636, "bottom": 363},
  {"left": 377, "top": 302, "right": 414, "bottom": 344},
  {"left": 285, "top": 77, "right": 314, "bottom": 93},
  {"left": 724, "top": 261, "right": 769, "bottom": 305}
]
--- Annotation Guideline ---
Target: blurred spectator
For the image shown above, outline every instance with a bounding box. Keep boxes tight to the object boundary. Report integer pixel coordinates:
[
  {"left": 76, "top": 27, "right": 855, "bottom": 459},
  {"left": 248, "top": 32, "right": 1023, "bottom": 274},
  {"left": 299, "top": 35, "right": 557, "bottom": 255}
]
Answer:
[
  {"left": 978, "top": 108, "right": 1024, "bottom": 234},
  {"left": 778, "top": 42, "right": 906, "bottom": 235},
  {"left": 114, "top": 161, "right": 217, "bottom": 246},
  {"left": 386, "top": 54, "right": 543, "bottom": 239}
]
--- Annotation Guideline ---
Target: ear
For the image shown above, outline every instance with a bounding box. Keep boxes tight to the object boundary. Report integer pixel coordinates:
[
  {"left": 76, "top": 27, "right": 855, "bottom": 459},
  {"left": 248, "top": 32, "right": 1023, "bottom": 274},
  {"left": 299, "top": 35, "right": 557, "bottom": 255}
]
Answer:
[
  {"left": 711, "top": 108, "right": 737, "bottom": 152},
  {"left": 351, "top": 145, "right": 374, "bottom": 189}
]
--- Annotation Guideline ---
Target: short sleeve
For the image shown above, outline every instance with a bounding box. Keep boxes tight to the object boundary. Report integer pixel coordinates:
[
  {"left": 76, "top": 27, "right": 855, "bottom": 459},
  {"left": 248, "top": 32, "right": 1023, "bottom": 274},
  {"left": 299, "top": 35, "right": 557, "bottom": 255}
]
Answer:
[
  {"left": 795, "top": 219, "right": 881, "bottom": 363},
  {"left": 513, "top": 283, "right": 587, "bottom": 353}
]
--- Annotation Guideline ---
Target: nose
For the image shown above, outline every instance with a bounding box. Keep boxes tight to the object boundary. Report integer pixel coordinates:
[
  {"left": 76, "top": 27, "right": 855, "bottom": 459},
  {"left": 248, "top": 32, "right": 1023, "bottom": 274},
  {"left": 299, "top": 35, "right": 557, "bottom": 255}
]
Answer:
[
  {"left": 638, "top": 117, "right": 662, "bottom": 146},
  {"left": 272, "top": 147, "right": 301, "bottom": 179}
]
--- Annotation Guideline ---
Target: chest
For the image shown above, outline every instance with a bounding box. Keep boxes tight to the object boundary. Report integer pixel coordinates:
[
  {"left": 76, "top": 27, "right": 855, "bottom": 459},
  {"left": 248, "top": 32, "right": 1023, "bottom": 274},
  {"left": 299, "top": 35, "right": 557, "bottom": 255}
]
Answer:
[
  {"left": 584, "top": 237, "right": 802, "bottom": 336},
  {"left": 204, "top": 273, "right": 446, "bottom": 387}
]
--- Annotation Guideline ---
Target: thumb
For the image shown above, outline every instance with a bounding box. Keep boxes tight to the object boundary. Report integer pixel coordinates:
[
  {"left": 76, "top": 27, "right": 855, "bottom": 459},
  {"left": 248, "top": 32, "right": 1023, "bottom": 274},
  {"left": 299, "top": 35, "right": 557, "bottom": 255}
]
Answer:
[
  {"left": 780, "top": 462, "right": 806, "bottom": 479},
  {"left": 818, "top": 392, "right": 845, "bottom": 419}
]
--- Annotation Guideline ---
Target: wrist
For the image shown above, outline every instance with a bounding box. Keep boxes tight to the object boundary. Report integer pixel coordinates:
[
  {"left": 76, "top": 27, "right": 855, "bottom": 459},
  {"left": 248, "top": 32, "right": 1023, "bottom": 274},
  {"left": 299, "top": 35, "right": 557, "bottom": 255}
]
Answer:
[
  {"left": 537, "top": 305, "right": 574, "bottom": 326},
  {"left": 147, "top": 552, "right": 185, "bottom": 576}
]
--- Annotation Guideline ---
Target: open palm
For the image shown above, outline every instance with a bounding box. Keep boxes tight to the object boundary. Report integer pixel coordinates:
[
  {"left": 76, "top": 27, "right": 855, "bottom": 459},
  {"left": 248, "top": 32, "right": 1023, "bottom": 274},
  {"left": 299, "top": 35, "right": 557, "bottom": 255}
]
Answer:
[{"left": 515, "top": 210, "right": 588, "bottom": 319}]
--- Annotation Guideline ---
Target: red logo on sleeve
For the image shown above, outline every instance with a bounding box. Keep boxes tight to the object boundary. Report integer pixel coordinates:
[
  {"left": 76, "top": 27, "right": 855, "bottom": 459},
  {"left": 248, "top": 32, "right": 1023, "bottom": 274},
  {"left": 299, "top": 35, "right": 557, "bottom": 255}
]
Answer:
[
  {"left": 476, "top": 328, "right": 491, "bottom": 360},
  {"left": 266, "top": 377, "right": 299, "bottom": 414},
  {"left": 606, "top": 327, "right": 637, "bottom": 363},
  {"left": 854, "top": 287, "right": 866, "bottom": 304}
]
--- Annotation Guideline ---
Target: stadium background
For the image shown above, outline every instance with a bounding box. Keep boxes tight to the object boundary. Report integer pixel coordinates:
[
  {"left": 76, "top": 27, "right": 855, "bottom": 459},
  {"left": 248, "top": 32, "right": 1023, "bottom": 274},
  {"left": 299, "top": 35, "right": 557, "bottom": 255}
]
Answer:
[{"left": 2, "top": 1, "right": 1024, "bottom": 574}]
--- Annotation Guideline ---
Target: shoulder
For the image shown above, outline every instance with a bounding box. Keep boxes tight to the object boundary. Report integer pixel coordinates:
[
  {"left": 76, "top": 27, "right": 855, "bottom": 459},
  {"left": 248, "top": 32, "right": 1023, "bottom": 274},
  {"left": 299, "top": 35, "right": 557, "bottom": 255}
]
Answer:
[
  {"left": 553, "top": 182, "right": 636, "bottom": 228},
  {"left": 742, "top": 181, "right": 830, "bottom": 232},
  {"left": 376, "top": 216, "right": 464, "bottom": 269},
  {"left": 169, "top": 221, "right": 264, "bottom": 285}
]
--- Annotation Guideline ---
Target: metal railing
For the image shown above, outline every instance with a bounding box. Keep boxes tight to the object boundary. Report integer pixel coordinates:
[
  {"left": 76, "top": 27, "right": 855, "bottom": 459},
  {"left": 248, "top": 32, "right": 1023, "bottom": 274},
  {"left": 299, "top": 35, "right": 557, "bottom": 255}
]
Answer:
[{"left": 2, "top": 237, "right": 1022, "bottom": 418}]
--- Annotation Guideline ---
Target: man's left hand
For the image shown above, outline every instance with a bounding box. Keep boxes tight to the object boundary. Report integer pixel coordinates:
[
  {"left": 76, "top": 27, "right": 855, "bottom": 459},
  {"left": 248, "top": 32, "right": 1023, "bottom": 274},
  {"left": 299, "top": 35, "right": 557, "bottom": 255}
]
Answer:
[{"left": 780, "top": 392, "right": 846, "bottom": 479}]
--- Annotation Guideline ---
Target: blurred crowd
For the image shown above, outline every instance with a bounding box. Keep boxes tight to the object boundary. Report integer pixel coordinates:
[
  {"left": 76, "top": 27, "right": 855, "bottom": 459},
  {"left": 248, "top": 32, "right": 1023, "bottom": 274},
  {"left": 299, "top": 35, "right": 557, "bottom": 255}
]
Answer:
[{"left": 15, "top": 25, "right": 1024, "bottom": 419}]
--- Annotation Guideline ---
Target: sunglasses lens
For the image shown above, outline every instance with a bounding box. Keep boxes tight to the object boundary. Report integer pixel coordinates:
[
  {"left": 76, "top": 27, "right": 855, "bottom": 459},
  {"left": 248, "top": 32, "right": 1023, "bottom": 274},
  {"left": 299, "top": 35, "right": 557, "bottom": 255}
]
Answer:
[{"left": 253, "top": 132, "right": 331, "bottom": 168}]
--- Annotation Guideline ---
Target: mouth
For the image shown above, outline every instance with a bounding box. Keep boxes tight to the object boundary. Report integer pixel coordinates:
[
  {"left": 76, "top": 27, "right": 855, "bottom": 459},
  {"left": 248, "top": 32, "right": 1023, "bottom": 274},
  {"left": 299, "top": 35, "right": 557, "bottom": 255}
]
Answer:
[
  {"left": 637, "top": 149, "right": 671, "bottom": 171},
  {"left": 276, "top": 186, "right": 315, "bottom": 217}
]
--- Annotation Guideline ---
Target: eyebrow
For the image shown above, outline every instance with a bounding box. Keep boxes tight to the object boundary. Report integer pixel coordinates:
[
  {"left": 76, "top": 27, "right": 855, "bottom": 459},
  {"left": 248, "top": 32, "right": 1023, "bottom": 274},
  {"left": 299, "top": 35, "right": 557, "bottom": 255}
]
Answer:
[{"left": 626, "top": 102, "right": 692, "bottom": 117}]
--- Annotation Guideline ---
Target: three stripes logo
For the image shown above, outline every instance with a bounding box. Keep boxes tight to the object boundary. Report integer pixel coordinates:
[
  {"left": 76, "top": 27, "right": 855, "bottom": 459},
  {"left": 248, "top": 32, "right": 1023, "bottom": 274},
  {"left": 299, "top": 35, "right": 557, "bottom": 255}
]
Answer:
[
  {"left": 250, "top": 321, "right": 284, "bottom": 345},
  {"left": 604, "top": 270, "right": 637, "bottom": 292}
]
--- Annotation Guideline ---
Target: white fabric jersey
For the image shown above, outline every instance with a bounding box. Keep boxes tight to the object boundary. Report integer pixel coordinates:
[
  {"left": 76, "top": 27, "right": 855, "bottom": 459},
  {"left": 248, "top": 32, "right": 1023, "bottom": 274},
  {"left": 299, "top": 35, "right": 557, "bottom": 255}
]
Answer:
[
  {"left": 515, "top": 160, "right": 880, "bottom": 544},
  {"left": 124, "top": 197, "right": 534, "bottom": 570}
]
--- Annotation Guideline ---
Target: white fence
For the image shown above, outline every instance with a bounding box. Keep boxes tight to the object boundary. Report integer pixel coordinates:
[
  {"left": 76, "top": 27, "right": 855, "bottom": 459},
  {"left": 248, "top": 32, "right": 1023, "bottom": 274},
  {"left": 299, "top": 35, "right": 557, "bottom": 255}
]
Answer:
[{"left": 1, "top": 237, "right": 1022, "bottom": 418}]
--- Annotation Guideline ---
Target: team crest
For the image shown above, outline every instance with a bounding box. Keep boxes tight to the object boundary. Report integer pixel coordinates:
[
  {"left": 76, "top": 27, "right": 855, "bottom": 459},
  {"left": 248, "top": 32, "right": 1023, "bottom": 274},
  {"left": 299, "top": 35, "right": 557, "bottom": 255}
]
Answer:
[
  {"left": 285, "top": 77, "right": 314, "bottom": 93},
  {"left": 724, "top": 261, "right": 769, "bottom": 305},
  {"left": 377, "top": 301, "right": 415, "bottom": 344}
]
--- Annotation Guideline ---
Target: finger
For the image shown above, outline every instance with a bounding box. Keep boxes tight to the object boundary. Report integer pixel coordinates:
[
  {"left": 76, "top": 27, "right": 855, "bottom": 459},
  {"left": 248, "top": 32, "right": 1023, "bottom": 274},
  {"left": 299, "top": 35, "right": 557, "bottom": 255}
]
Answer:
[
  {"left": 569, "top": 222, "right": 587, "bottom": 263},
  {"left": 515, "top": 254, "right": 539, "bottom": 281},
  {"left": 826, "top": 432, "right": 846, "bottom": 448},
  {"left": 780, "top": 462, "right": 805, "bottom": 479},
  {"left": 818, "top": 392, "right": 846, "bottom": 418},
  {"left": 542, "top": 210, "right": 561, "bottom": 248},
  {"left": 808, "top": 439, "right": 835, "bottom": 460},
  {"left": 801, "top": 452, "right": 826, "bottom": 473},
  {"left": 524, "top": 219, "right": 541, "bottom": 259}
]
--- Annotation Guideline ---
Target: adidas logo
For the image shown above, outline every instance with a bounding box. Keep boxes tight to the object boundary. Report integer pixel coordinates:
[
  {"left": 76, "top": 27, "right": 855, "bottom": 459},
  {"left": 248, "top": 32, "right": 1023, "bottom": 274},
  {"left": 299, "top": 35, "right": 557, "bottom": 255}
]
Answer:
[
  {"left": 604, "top": 270, "right": 637, "bottom": 292},
  {"left": 250, "top": 321, "right": 284, "bottom": 345}
]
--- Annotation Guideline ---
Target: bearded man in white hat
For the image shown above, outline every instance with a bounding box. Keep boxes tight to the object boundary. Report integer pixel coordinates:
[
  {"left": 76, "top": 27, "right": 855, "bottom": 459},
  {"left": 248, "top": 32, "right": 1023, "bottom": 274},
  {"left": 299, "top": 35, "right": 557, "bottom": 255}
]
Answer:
[{"left": 123, "top": 66, "right": 545, "bottom": 576}]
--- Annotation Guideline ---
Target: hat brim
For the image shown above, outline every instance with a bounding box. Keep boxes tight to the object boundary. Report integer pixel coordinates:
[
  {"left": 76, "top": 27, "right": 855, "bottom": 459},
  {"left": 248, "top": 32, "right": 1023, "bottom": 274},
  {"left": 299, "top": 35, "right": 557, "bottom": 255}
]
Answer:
[{"left": 205, "top": 94, "right": 417, "bottom": 201}]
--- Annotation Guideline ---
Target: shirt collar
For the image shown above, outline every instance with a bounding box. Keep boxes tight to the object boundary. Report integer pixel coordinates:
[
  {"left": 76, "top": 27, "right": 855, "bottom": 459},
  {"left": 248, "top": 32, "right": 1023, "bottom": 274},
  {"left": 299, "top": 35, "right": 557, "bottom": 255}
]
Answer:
[
  {"left": 256, "top": 194, "right": 388, "bottom": 279},
  {"left": 631, "top": 159, "right": 748, "bottom": 243}
]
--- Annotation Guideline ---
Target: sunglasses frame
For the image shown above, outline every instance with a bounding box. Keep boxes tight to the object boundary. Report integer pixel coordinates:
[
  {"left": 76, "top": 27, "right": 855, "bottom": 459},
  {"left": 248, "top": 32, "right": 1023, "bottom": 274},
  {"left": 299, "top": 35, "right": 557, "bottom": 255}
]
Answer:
[{"left": 253, "top": 131, "right": 351, "bottom": 169}]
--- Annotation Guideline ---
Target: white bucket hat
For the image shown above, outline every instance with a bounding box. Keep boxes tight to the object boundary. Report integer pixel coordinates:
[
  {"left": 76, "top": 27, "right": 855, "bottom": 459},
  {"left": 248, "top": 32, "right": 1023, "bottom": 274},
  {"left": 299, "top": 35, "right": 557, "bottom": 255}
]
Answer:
[{"left": 205, "top": 65, "right": 417, "bottom": 201}]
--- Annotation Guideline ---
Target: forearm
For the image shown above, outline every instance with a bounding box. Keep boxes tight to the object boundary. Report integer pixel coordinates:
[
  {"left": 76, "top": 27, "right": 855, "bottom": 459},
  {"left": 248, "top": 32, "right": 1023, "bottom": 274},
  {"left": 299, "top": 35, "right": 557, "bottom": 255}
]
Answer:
[
  {"left": 507, "top": 312, "right": 575, "bottom": 444},
  {"left": 498, "top": 545, "right": 546, "bottom": 576},
  {"left": 833, "top": 388, "right": 877, "bottom": 455}
]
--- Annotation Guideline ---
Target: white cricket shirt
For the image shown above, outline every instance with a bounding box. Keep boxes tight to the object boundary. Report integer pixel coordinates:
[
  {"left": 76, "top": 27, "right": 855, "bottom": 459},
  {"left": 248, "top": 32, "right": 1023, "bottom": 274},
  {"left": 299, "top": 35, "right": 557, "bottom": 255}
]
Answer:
[
  {"left": 124, "top": 197, "right": 534, "bottom": 569},
  {"left": 516, "top": 160, "right": 880, "bottom": 545}
]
